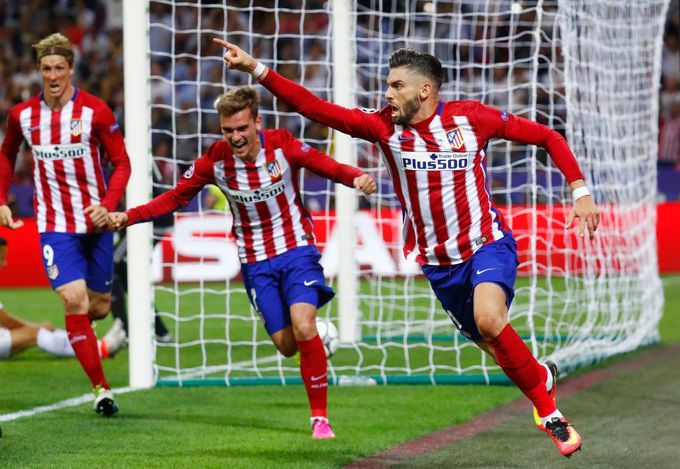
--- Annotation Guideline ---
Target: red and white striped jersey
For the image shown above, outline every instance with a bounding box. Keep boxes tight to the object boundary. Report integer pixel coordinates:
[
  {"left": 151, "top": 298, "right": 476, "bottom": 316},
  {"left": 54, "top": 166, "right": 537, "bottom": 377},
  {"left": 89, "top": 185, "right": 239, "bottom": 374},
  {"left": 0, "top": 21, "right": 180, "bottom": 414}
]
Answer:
[
  {"left": 125, "top": 129, "right": 363, "bottom": 263},
  {"left": 261, "top": 69, "right": 584, "bottom": 266},
  {"left": 0, "top": 89, "right": 131, "bottom": 233}
]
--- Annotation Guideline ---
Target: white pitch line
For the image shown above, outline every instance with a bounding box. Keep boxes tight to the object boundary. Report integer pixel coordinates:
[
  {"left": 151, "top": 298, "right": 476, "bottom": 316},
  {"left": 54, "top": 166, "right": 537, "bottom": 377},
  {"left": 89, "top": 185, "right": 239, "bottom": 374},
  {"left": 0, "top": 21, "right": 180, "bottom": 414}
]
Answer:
[
  {"left": 0, "top": 353, "right": 285, "bottom": 422},
  {"left": 0, "top": 386, "right": 139, "bottom": 423}
]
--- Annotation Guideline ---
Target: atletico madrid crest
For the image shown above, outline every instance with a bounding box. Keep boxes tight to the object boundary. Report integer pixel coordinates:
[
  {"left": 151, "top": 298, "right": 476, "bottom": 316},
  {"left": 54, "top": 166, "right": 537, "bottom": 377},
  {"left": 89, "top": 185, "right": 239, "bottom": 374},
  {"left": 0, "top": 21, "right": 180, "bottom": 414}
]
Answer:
[
  {"left": 446, "top": 127, "right": 465, "bottom": 150},
  {"left": 70, "top": 119, "right": 82, "bottom": 137},
  {"left": 267, "top": 160, "right": 282, "bottom": 180},
  {"left": 47, "top": 264, "right": 59, "bottom": 280}
]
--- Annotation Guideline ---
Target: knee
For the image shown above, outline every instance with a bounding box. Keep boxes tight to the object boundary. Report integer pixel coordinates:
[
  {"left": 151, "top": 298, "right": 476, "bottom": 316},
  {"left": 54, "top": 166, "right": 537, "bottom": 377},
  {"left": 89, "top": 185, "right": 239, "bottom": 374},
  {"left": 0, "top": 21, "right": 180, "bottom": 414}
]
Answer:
[
  {"left": 475, "top": 311, "right": 507, "bottom": 340},
  {"left": 59, "top": 290, "right": 88, "bottom": 313},
  {"left": 293, "top": 319, "right": 317, "bottom": 342}
]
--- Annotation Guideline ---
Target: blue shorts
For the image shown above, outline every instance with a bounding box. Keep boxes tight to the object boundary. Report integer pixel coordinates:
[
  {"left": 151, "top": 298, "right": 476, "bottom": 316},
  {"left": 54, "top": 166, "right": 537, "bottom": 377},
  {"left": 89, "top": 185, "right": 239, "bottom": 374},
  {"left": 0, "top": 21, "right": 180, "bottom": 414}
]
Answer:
[
  {"left": 421, "top": 235, "right": 518, "bottom": 341},
  {"left": 39, "top": 232, "right": 114, "bottom": 292},
  {"left": 241, "top": 245, "right": 335, "bottom": 335}
]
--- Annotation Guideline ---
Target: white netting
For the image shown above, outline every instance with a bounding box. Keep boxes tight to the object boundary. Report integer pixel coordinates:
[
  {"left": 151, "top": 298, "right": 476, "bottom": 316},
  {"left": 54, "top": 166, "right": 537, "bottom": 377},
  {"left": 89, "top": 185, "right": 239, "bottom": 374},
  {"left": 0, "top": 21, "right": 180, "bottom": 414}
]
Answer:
[{"left": 139, "top": 0, "right": 668, "bottom": 385}]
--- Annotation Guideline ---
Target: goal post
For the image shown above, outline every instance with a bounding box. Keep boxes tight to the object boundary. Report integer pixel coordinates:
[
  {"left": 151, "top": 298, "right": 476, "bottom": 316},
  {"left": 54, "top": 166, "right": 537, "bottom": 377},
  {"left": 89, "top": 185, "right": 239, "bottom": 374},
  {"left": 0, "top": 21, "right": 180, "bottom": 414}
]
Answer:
[
  {"left": 332, "top": 0, "right": 361, "bottom": 343},
  {"left": 123, "top": 0, "right": 154, "bottom": 389},
  {"left": 125, "top": 0, "right": 670, "bottom": 387}
]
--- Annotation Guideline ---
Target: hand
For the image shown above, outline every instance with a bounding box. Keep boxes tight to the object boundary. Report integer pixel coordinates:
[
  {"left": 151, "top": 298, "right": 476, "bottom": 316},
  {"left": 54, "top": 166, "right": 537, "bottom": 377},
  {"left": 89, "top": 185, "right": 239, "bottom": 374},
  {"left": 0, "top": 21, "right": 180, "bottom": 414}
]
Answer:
[
  {"left": 212, "top": 38, "right": 259, "bottom": 74},
  {"left": 84, "top": 205, "right": 109, "bottom": 228},
  {"left": 566, "top": 195, "right": 599, "bottom": 239},
  {"left": 353, "top": 174, "right": 377, "bottom": 196},
  {"left": 0, "top": 204, "right": 24, "bottom": 229},
  {"left": 107, "top": 212, "right": 129, "bottom": 231}
]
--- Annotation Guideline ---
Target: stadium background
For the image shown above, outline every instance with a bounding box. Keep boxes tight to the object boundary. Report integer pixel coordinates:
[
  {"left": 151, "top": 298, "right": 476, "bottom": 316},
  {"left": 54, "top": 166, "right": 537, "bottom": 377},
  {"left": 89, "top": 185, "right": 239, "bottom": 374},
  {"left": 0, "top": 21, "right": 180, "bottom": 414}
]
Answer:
[{"left": 0, "top": 1, "right": 679, "bottom": 467}]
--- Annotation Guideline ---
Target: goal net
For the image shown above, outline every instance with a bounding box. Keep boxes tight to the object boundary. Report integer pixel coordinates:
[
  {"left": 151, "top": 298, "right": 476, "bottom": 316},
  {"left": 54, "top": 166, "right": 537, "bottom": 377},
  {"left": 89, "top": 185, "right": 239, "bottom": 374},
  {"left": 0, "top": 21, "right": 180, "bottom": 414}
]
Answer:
[{"left": 127, "top": 0, "right": 669, "bottom": 386}]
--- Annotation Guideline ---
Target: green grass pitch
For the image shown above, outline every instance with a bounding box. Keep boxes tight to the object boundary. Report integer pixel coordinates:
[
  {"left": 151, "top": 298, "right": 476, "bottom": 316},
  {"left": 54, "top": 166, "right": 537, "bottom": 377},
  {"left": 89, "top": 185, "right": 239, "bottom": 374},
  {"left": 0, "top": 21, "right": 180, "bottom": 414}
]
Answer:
[{"left": 0, "top": 275, "right": 677, "bottom": 468}]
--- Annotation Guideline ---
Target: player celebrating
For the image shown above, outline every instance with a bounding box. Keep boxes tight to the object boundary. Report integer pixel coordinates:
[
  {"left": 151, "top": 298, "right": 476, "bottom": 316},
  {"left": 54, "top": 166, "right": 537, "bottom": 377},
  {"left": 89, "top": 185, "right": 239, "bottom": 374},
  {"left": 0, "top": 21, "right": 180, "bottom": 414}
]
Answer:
[
  {"left": 0, "top": 33, "right": 131, "bottom": 417},
  {"left": 108, "top": 86, "right": 376, "bottom": 439},
  {"left": 215, "top": 39, "right": 599, "bottom": 457}
]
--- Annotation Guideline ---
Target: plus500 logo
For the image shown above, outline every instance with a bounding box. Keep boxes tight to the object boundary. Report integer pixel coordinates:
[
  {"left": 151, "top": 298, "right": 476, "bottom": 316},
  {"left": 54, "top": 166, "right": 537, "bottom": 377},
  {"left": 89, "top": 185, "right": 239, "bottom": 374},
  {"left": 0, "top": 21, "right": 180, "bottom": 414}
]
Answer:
[
  {"left": 32, "top": 143, "right": 86, "bottom": 161},
  {"left": 401, "top": 151, "right": 470, "bottom": 171}
]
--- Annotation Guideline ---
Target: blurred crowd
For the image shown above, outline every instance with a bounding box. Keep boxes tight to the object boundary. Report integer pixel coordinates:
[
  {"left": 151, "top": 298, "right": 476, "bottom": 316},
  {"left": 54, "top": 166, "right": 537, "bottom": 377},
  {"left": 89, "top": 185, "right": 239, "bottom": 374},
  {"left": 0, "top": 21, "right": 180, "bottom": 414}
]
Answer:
[
  {"left": 659, "top": 0, "right": 680, "bottom": 172},
  {"left": 1, "top": 0, "right": 678, "bottom": 215}
]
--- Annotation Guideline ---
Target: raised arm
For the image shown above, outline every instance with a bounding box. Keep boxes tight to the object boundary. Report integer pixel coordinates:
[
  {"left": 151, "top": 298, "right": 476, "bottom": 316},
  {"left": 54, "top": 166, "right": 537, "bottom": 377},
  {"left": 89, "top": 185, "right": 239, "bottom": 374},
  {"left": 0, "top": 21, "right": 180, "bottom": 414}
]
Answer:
[
  {"left": 475, "top": 103, "right": 599, "bottom": 238},
  {"left": 213, "top": 38, "right": 383, "bottom": 142}
]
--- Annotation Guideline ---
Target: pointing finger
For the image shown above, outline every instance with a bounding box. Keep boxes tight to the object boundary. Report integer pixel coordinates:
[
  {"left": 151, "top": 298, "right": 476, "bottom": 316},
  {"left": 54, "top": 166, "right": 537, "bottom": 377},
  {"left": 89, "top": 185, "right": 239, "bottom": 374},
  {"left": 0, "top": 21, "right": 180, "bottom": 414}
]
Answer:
[{"left": 212, "top": 38, "right": 238, "bottom": 53}]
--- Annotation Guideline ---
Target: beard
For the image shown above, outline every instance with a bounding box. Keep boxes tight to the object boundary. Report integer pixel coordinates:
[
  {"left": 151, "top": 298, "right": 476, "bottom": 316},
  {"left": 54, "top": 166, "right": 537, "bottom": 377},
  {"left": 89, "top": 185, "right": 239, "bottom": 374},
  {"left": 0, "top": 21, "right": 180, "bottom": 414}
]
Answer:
[{"left": 393, "top": 95, "right": 421, "bottom": 126}]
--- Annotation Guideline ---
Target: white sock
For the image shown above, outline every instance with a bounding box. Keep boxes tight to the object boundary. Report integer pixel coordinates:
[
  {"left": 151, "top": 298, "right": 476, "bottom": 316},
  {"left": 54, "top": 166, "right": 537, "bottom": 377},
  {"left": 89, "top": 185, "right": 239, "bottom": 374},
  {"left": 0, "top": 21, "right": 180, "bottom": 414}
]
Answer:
[
  {"left": 36, "top": 328, "right": 76, "bottom": 357},
  {"left": 540, "top": 409, "right": 563, "bottom": 427},
  {"left": 544, "top": 363, "right": 554, "bottom": 392}
]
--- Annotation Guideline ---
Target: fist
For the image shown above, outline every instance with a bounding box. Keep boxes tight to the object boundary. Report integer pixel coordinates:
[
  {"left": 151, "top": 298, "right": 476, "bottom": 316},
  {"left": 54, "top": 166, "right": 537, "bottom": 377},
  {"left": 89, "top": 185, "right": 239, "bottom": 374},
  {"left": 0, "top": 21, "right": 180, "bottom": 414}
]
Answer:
[{"left": 353, "top": 174, "right": 377, "bottom": 196}]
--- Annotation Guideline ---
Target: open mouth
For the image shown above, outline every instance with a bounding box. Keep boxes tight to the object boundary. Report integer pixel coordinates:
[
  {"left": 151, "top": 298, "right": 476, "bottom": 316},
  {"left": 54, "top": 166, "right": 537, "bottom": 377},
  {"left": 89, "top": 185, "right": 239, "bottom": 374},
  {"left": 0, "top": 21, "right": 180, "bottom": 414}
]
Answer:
[{"left": 390, "top": 104, "right": 399, "bottom": 118}]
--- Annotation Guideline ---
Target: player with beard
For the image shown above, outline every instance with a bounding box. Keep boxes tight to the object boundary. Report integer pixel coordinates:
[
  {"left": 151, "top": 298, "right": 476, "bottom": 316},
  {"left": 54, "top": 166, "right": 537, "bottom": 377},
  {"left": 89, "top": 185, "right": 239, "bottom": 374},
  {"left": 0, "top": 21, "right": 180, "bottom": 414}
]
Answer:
[{"left": 214, "top": 39, "right": 599, "bottom": 457}]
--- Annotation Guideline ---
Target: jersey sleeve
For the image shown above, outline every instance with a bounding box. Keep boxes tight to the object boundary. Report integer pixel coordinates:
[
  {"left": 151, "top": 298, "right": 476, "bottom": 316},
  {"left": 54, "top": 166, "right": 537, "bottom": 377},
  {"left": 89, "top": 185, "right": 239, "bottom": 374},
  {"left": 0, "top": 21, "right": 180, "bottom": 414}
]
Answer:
[
  {"left": 91, "top": 102, "right": 132, "bottom": 211},
  {"left": 261, "top": 69, "right": 386, "bottom": 143},
  {"left": 0, "top": 109, "right": 25, "bottom": 205},
  {"left": 125, "top": 152, "right": 215, "bottom": 226},
  {"left": 282, "top": 131, "right": 364, "bottom": 187},
  {"left": 474, "top": 103, "right": 584, "bottom": 183}
]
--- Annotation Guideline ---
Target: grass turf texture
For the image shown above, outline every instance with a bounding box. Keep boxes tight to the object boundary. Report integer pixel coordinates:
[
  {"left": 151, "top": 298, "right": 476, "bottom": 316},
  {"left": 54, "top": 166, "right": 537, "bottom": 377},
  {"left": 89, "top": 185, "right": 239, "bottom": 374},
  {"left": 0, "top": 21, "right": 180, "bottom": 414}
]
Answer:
[{"left": 0, "top": 275, "right": 677, "bottom": 468}]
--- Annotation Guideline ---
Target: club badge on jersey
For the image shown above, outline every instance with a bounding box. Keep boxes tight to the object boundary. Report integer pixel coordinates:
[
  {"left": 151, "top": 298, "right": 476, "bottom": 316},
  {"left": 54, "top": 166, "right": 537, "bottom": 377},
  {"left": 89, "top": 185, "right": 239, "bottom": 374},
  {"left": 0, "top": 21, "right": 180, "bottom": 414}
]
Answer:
[
  {"left": 70, "top": 119, "right": 82, "bottom": 137},
  {"left": 267, "top": 160, "right": 282, "bottom": 181},
  {"left": 446, "top": 127, "right": 465, "bottom": 150}
]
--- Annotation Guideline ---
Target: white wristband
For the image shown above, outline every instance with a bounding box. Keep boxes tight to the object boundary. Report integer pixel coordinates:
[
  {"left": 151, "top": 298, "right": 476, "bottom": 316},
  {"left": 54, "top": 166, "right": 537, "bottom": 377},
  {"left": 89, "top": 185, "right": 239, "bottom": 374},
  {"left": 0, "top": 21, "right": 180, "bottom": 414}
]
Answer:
[
  {"left": 572, "top": 186, "right": 591, "bottom": 201},
  {"left": 250, "top": 61, "right": 266, "bottom": 79}
]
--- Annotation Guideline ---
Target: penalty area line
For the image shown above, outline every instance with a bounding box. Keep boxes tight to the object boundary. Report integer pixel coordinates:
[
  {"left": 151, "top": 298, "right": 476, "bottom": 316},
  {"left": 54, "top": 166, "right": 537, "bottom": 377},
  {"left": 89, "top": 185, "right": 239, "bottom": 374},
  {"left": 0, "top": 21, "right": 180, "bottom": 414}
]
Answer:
[{"left": 0, "top": 386, "right": 139, "bottom": 423}]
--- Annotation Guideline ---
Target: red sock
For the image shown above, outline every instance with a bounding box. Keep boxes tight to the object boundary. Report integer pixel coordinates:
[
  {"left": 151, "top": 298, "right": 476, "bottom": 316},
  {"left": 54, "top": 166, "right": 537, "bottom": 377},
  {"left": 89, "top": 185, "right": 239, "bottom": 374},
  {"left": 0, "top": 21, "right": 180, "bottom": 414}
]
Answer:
[
  {"left": 536, "top": 359, "right": 548, "bottom": 386},
  {"left": 65, "top": 314, "right": 110, "bottom": 390},
  {"left": 298, "top": 335, "right": 328, "bottom": 419},
  {"left": 488, "top": 324, "right": 555, "bottom": 417}
]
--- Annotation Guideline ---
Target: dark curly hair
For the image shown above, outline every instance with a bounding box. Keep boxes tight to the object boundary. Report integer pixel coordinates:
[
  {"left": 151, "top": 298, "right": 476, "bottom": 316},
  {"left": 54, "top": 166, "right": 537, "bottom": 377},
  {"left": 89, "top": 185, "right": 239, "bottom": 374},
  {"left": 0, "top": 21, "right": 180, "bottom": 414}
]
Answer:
[{"left": 388, "top": 48, "right": 444, "bottom": 89}]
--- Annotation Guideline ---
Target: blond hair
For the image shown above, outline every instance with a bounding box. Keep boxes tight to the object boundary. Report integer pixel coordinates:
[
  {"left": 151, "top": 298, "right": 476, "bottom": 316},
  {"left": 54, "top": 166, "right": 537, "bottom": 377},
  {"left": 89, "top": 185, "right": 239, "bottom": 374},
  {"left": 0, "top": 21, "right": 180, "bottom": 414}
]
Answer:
[
  {"left": 213, "top": 86, "right": 260, "bottom": 118},
  {"left": 33, "top": 33, "right": 75, "bottom": 67}
]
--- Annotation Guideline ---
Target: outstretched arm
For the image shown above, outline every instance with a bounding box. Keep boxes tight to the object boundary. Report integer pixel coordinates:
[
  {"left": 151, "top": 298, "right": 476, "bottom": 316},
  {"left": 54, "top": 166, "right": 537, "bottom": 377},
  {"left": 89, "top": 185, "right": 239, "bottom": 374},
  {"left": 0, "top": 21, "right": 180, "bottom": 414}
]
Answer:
[
  {"left": 476, "top": 104, "right": 599, "bottom": 239},
  {"left": 213, "top": 38, "right": 382, "bottom": 142},
  {"left": 112, "top": 152, "right": 216, "bottom": 229},
  {"left": 283, "top": 131, "right": 376, "bottom": 196}
]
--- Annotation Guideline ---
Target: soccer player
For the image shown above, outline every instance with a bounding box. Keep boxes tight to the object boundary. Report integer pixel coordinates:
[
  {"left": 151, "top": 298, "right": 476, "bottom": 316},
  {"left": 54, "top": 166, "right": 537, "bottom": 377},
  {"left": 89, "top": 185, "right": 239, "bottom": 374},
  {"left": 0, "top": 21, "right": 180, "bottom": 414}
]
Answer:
[
  {"left": 215, "top": 39, "right": 600, "bottom": 457},
  {"left": 0, "top": 33, "right": 131, "bottom": 417},
  {"left": 107, "top": 86, "right": 376, "bottom": 439}
]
